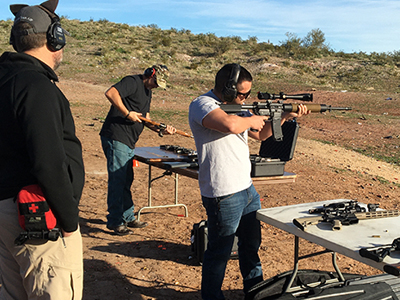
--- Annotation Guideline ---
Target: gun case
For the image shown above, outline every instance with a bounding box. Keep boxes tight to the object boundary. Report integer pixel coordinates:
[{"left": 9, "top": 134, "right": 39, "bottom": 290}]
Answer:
[
  {"left": 245, "top": 270, "right": 400, "bottom": 300},
  {"left": 251, "top": 121, "right": 299, "bottom": 177},
  {"left": 190, "top": 220, "right": 238, "bottom": 265},
  {"left": 259, "top": 120, "right": 299, "bottom": 162},
  {"left": 250, "top": 156, "right": 286, "bottom": 177}
]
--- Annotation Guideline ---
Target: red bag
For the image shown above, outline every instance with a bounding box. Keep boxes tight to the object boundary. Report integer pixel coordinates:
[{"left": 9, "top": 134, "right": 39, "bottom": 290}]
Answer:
[{"left": 16, "top": 184, "right": 57, "bottom": 231}]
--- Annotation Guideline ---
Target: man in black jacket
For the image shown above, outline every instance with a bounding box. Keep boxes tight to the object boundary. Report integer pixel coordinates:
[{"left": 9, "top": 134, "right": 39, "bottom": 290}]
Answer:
[{"left": 0, "top": 0, "right": 85, "bottom": 299}]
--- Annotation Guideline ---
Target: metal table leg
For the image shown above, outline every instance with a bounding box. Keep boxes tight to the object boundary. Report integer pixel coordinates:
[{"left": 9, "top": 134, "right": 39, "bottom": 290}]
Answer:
[
  {"left": 283, "top": 236, "right": 345, "bottom": 293},
  {"left": 137, "top": 165, "right": 188, "bottom": 221}
]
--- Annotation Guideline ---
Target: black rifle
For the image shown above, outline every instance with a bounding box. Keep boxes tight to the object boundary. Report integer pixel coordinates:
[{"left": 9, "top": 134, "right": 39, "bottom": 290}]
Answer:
[
  {"left": 307, "top": 200, "right": 370, "bottom": 214},
  {"left": 359, "top": 238, "right": 400, "bottom": 262},
  {"left": 220, "top": 92, "right": 352, "bottom": 141},
  {"left": 293, "top": 200, "right": 400, "bottom": 231}
]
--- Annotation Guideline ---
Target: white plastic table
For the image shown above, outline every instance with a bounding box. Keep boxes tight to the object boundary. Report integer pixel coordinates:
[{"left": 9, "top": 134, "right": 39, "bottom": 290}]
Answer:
[{"left": 256, "top": 199, "right": 400, "bottom": 291}]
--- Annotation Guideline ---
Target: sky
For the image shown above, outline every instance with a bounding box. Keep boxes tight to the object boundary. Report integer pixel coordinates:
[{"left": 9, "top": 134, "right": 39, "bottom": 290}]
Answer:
[{"left": 1, "top": 0, "right": 399, "bottom": 54}]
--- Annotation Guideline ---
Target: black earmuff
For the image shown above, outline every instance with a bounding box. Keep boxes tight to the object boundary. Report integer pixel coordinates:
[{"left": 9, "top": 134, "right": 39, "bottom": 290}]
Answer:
[
  {"left": 46, "top": 19, "right": 65, "bottom": 51},
  {"left": 144, "top": 67, "right": 156, "bottom": 78},
  {"left": 9, "top": 5, "right": 66, "bottom": 52},
  {"left": 222, "top": 63, "right": 241, "bottom": 102},
  {"left": 38, "top": 5, "right": 66, "bottom": 51}
]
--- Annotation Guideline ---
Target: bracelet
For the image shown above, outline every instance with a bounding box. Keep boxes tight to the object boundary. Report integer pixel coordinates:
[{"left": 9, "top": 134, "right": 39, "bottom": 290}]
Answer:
[{"left": 125, "top": 111, "right": 131, "bottom": 119}]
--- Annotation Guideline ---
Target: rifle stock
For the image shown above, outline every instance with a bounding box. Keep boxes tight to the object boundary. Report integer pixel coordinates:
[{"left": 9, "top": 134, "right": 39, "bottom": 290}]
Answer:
[
  {"left": 293, "top": 216, "right": 323, "bottom": 231},
  {"left": 293, "top": 209, "right": 400, "bottom": 231},
  {"left": 138, "top": 116, "right": 193, "bottom": 138}
]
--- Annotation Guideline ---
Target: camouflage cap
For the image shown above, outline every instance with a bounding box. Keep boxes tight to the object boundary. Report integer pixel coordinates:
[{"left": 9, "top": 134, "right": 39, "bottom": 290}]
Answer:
[{"left": 153, "top": 64, "right": 169, "bottom": 89}]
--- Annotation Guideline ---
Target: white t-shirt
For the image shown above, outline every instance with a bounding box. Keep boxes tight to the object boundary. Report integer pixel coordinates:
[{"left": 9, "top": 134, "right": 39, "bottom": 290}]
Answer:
[{"left": 188, "top": 90, "right": 252, "bottom": 198}]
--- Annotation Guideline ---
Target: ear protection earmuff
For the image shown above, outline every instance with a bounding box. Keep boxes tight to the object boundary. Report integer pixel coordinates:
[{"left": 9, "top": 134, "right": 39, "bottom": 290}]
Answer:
[
  {"left": 9, "top": 2, "right": 67, "bottom": 52},
  {"left": 222, "top": 63, "right": 241, "bottom": 102},
  {"left": 144, "top": 67, "right": 156, "bottom": 78},
  {"left": 46, "top": 18, "right": 65, "bottom": 51},
  {"left": 39, "top": 5, "right": 65, "bottom": 51}
]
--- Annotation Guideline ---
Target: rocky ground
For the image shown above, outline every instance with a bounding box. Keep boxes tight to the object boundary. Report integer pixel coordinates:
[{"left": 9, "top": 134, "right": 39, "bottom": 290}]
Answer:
[{"left": 59, "top": 80, "right": 399, "bottom": 299}]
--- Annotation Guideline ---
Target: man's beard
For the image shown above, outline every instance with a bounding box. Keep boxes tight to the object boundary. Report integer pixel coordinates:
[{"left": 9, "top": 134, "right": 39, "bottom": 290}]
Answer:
[{"left": 53, "top": 49, "right": 63, "bottom": 71}]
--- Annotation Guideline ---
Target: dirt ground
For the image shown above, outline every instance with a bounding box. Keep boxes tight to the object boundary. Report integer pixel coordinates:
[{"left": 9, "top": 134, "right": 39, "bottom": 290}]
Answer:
[{"left": 58, "top": 79, "right": 399, "bottom": 300}]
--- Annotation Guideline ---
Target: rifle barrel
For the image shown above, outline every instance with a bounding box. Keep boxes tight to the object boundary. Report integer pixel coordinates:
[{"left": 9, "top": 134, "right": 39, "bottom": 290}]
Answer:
[
  {"left": 330, "top": 107, "right": 352, "bottom": 111},
  {"left": 284, "top": 103, "right": 352, "bottom": 113},
  {"left": 356, "top": 210, "right": 400, "bottom": 220}
]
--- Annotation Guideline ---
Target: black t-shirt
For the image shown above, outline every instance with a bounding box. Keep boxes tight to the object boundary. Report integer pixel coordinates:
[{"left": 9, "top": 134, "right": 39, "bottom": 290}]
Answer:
[{"left": 100, "top": 75, "right": 151, "bottom": 149}]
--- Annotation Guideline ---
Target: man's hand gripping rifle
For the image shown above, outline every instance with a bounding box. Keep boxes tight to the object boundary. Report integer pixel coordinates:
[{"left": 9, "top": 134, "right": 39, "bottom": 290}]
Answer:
[{"left": 220, "top": 92, "right": 352, "bottom": 141}]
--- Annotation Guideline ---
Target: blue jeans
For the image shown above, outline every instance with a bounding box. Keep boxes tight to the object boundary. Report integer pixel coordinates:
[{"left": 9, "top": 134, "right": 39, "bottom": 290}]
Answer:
[
  {"left": 101, "top": 136, "right": 136, "bottom": 227},
  {"left": 201, "top": 184, "right": 263, "bottom": 300}
]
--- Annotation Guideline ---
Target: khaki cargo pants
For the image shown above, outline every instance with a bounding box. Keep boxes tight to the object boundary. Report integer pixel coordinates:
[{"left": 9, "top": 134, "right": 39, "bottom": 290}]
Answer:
[{"left": 0, "top": 198, "right": 83, "bottom": 300}]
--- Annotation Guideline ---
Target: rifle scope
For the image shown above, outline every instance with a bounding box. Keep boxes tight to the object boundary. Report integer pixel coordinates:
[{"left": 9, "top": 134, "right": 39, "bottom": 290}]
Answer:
[{"left": 258, "top": 92, "right": 313, "bottom": 102}]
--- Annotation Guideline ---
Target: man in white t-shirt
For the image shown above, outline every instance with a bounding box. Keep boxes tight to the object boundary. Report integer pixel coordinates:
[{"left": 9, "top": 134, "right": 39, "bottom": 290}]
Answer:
[{"left": 188, "top": 63, "right": 309, "bottom": 300}]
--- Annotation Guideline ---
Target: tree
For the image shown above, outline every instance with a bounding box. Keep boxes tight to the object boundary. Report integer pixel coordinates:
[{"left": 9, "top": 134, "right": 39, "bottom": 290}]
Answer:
[
  {"left": 281, "top": 32, "right": 302, "bottom": 51},
  {"left": 302, "top": 28, "right": 329, "bottom": 50}
]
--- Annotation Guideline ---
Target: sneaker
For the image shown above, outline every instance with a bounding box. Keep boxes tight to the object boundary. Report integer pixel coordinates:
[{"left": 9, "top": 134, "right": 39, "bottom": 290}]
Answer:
[
  {"left": 107, "top": 224, "right": 132, "bottom": 236},
  {"left": 126, "top": 219, "right": 148, "bottom": 229}
]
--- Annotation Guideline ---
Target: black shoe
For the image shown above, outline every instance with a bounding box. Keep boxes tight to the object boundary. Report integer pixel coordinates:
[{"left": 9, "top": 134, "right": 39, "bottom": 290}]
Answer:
[
  {"left": 107, "top": 224, "right": 132, "bottom": 236},
  {"left": 126, "top": 220, "right": 148, "bottom": 229}
]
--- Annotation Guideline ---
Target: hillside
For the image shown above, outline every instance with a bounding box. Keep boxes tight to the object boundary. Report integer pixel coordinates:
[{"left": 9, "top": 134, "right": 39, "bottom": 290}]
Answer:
[
  {"left": 1, "top": 19, "right": 400, "bottom": 299},
  {"left": 32, "top": 18, "right": 400, "bottom": 167}
]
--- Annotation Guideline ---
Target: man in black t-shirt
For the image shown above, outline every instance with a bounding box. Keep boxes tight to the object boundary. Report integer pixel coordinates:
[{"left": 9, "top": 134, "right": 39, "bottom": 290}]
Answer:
[{"left": 100, "top": 64, "right": 176, "bottom": 235}]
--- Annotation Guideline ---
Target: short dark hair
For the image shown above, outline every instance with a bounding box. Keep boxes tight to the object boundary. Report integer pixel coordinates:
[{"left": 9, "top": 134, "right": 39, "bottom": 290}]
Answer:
[
  {"left": 11, "top": 22, "right": 47, "bottom": 53},
  {"left": 214, "top": 63, "right": 252, "bottom": 93}
]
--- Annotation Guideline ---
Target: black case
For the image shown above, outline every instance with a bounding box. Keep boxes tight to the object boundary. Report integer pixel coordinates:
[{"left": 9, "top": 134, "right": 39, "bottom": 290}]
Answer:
[
  {"left": 250, "top": 156, "right": 286, "bottom": 177},
  {"left": 259, "top": 120, "right": 299, "bottom": 161},
  {"left": 251, "top": 121, "right": 299, "bottom": 177},
  {"left": 191, "top": 220, "right": 238, "bottom": 264},
  {"left": 245, "top": 270, "right": 400, "bottom": 300}
]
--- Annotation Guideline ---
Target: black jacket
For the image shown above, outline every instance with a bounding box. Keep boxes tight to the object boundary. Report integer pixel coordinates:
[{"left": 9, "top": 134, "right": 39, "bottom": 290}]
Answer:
[{"left": 0, "top": 52, "right": 85, "bottom": 232}]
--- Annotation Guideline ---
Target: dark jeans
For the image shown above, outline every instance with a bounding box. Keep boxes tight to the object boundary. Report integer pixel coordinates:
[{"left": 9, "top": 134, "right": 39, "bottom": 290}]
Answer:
[
  {"left": 101, "top": 136, "right": 136, "bottom": 227},
  {"left": 201, "top": 184, "right": 263, "bottom": 300}
]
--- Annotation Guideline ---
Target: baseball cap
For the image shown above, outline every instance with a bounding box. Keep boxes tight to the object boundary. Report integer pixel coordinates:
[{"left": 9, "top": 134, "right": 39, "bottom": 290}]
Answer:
[
  {"left": 153, "top": 64, "right": 170, "bottom": 89},
  {"left": 10, "top": 0, "right": 67, "bottom": 36}
]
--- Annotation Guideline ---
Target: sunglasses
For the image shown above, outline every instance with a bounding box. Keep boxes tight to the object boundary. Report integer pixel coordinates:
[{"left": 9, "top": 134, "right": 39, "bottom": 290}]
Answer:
[{"left": 237, "top": 89, "right": 251, "bottom": 99}]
